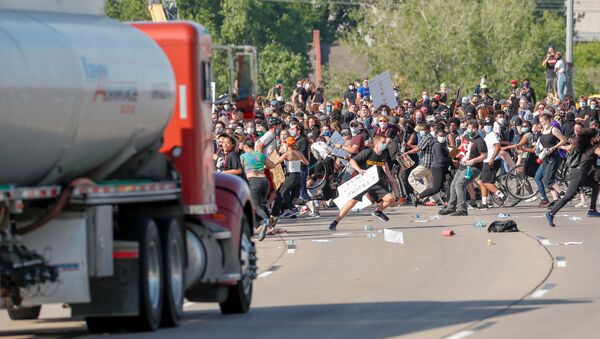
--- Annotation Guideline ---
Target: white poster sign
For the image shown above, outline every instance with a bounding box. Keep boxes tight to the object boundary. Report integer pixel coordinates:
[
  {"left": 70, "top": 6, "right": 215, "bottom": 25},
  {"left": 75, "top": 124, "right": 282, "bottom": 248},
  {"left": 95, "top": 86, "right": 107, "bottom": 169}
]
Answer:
[
  {"left": 334, "top": 166, "right": 379, "bottom": 209},
  {"left": 370, "top": 71, "right": 398, "bottom": 109},
  {"left": 384, "top": 229, "right": 404, "bottom": 244}
]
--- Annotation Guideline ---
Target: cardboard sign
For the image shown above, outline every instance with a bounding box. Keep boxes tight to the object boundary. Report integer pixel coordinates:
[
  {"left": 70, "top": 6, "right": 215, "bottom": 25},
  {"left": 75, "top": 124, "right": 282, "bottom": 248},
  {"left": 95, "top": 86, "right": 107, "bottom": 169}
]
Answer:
[
  {"left": 370, "top": 71, "right": 398, "bottom": 109},
  {"left": 333, "top": 166, "right": 379, "bottom": 209},
  {"left": 328, "top": 131, "right": 351, "bottom": 160},
  {"left": 268, "top": 151, "right": 286, "bottom": 190}
]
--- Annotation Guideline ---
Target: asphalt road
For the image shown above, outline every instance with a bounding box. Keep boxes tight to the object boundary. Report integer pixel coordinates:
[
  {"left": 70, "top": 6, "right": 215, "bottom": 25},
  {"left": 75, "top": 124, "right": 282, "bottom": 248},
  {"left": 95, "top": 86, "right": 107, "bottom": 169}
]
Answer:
[{"left": 1, "top": 201, "right": 599, "bottom": 339}]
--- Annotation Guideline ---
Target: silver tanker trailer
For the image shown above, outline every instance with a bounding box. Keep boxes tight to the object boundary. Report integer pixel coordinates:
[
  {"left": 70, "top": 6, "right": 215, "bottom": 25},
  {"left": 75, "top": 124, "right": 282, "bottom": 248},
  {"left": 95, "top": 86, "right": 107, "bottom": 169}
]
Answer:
[{"left": 0, "top": 0, "right": 256, "bottom": 333}]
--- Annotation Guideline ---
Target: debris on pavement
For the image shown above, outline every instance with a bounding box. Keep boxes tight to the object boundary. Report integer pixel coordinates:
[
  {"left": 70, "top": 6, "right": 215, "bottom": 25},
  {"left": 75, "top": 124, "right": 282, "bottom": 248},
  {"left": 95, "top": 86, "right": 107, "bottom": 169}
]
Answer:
[
  {"left": 442, "top": 229, "right": 455, "bottom": 237},
  {"left": 487, "top": 239, "right": 496, "bottom": 246},
  {"left": 364, "top": 225, "right": 374, "bottom": 231},
  {"left": 473, "top": 220, "right": 486, "bottom": 228},
  {"left": 383, "top": 229, "right": 404, "bottom": 244},
  {"left": 366, "top": 233, "right": 377, "bottom": 239}
]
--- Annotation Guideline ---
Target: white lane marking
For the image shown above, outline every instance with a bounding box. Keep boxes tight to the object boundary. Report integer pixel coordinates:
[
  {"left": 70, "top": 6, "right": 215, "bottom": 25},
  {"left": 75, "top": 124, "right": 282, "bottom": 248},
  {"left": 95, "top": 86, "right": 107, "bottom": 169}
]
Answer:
[
  {"left": 258, "top": 271, "right": 274, "bottom": 278},
  {"left": 332, "top": 233, "right": 350, "bottom": 236},
  {"left": 287, "top": 240, "right": 297, "bottom": 254},
  {"left": 287, "top": 248, "right": 296, "bottom": 254},
  {"left": 531, "top": 283, "right": 556, "bottom": 298},
  {"left": 556, "top": 256, "right": 567, "bottom": 267},
  {"left": 541, "top": 239, "right": 552, "bottom": 246},
  {"left": 312, "top": 239, "right": 331, "bottom": 243},
  {"left": 445, "top": 330, "right": 474, "bottom": 339}
]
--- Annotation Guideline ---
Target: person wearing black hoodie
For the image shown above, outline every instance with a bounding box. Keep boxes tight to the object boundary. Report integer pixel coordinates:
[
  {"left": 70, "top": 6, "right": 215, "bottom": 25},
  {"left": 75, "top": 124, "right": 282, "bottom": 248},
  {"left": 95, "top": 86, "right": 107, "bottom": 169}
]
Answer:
[{"left": 562, "top": 112, "right": 576, "bottom": 139}]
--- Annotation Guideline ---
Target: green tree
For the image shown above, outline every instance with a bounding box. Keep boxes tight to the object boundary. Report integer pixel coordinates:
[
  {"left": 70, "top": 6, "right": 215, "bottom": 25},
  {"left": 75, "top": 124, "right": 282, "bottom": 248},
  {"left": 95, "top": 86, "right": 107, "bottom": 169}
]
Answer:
[
  {"left": 573, "top": 41, "right": 600, "bottom": 96},
  {"left": 105, "top": 0, "right": 150, "bottom": 21},
  {"left": 338, "top": 0, "right": 565, "bottom": 100}
]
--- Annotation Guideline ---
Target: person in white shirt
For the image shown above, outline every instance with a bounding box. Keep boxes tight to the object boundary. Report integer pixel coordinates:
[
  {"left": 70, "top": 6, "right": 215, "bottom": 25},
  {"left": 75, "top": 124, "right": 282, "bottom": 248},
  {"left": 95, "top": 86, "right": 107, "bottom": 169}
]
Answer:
[
  {"left": 554, "top": 51, "right": 567, "bottom": 101},
  {"left": 477, "top": 121, "right": 505, "bottom": 209}
]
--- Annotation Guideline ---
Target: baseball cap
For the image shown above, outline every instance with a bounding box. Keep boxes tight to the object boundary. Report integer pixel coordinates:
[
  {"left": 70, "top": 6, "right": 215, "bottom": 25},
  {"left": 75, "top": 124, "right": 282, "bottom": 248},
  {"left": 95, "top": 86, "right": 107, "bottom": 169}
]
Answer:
[{"left": 511, "top": 79, "right": 518, "bottom": 84}]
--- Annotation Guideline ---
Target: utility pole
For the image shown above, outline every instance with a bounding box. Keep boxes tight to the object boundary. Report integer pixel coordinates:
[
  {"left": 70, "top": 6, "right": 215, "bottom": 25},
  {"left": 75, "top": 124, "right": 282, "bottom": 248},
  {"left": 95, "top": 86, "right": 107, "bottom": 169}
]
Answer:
[{"left": 566, "top": 0, "right": 574, "bottom": 98}]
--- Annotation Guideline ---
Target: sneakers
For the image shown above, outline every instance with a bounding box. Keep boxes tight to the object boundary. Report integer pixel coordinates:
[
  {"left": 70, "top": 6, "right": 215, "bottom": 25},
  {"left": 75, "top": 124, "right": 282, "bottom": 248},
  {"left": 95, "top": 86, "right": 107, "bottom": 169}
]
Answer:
[
  {"left": 487, "top": 202, "right": 494, "bottom": 209},
  {"left": 537, "top": 199, "right": 550, "bottom": 208},
  {"left": 575, "top": 201, "right": 589, "bottom": 208},
  {"left": 526, "top": 196, "right": 538, "bottom": 203},
  {"left": 544, "top": 212, "right": 556, "bottom": 227},
  {"left": 299, "top": 206, "right": 309, "bottom": 215},
  {"left": 449, "top": 210, "right": 468, "bottom": 216},
  {"left": 477, "top": 203, "right": 488, "bottom": 210},
  {"left": 269, "top": 216, "right": 279, "bottom": 228},
  {"left": 280, "top": 209, "right": 299, "bottom": 219},
  {"left": 469, "top": 201, "right": 478, "bottom": 209},
  {"left": 588, "top": 210, "right": 600, "bottom": 217},
  {"left": 439, "top": 208, "right": 455, "bottom": 215},
  {"left": 328, "top": 220, "right": 338, "bottom": 231},
  {"left": 372, "top": 209, "right": 390, "bottom": 222},
  {"left": 256, "top": 220, "right": 269, "bottom": 241},
  {"left": 307, "top": 212, "right": 321, "bottom": 219}
]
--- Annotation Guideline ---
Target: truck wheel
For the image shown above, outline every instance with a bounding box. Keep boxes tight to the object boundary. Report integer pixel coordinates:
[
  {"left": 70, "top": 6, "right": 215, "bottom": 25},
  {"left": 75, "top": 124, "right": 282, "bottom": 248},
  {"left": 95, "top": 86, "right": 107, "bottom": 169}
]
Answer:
[
  {"left": 131, "top": 218, "right": 164, "bottom": 331},
  {"left": 157, "top": 218, "right": 184, "bottom": 327},
  {"left": 7, "top": 306, "right": 41, "bottom": 320},
  {"left": 219, "top": 216, "right": 256, "bottom": 314}
]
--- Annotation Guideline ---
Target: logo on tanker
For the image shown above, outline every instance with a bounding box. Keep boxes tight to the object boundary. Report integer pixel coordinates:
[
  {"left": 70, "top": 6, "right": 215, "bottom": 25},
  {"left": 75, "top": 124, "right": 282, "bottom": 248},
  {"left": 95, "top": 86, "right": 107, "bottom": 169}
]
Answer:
[{"left": 80, "top": 57, "right": 138, "bottom": 103}]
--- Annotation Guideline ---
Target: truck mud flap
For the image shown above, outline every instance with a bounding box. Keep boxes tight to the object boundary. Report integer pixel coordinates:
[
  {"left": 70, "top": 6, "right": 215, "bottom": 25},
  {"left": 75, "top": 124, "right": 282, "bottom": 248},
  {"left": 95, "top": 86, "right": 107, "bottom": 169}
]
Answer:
[{"left": 71, "top": 241, "right": 139, "bottom": 318}]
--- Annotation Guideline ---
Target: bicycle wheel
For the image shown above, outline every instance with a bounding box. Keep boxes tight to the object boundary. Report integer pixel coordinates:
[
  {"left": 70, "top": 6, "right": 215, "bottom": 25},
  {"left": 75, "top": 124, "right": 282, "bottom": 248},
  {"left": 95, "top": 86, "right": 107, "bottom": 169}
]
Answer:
[
  {"left": 505, "top": 164, "right": 538, "bottom": 200},
  {"left": 491, "top": 174, "right": 521, "bottom": 207}
]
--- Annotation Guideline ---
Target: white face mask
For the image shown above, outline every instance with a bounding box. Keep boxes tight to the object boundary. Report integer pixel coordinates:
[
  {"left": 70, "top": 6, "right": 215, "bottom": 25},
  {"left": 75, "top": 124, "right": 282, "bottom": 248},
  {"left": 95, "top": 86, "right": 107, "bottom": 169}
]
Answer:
[
  {"left": 224, "top": 104, "right": 230, "bottom": 110},
  {"left": 215, "top": 127, "right": 224, "bottom": 134},
  {"left": 276, "top": 96, "right": 284, "bottom": 102},
  {"left": 498, "top": 118, "right": 505, "bottom": 125},
  {"left": 430, "top": 131, "right": 436, "bottom": 137},
  {"left": 304, "top": 84, "right": 310, "bottom": 90},
  {"left": 394, "top": 91, "right": 399, "bottom": 97},
  {"left": 419, "top": 131, "right": 427, "bottom": 136},
  {"left": 349, "top": 85, "right": 354, "bottom": 90},
  {"left": 437, "top": 136, "right": 446, "bottom": 143},
  {"left": 379, "top": 122, "right": 388, "bottom": 129},
  {"left": 591, "top": 104, "right": 597, "bottom": 110},
  {"left": 289, "top": 129, "right": 297, "bottom": 137},
  {"left": 246, "top": 127, "right": 255, "bottom": 134},
  {"left": 381, "top": 111, "right": 388, "bottom": 116},
  {"left": 351, "top": 127, "right": 360, "bottom": 136}
]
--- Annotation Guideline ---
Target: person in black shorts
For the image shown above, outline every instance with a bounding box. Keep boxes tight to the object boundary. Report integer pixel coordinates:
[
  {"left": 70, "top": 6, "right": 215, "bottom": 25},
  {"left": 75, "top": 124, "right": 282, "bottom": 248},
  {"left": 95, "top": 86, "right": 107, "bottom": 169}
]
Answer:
[{"left": 329, "top": 134, "right": 400, "bottom": 231}]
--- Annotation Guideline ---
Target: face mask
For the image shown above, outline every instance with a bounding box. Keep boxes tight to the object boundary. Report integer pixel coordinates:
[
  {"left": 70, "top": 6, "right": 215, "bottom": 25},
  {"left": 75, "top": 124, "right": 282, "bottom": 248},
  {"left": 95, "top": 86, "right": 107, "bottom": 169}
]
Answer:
[
  {"left": 521, "top": 127, "right": 530, "bottom": 133},
  {"left": 327, "top": 106, "right": 332, "bottom": 113},
  {"left": 246, "top": 127, "right": 255, "bottom": 134},
  {"left": 349, "top": 85, "right": 354, "bottom": 90},
  {"left": 419, "top": 131, "right": 427, "bottom": 136},
  {"left": 484, "top": 125, "right": 493, "bottom": 133},
  {"left": 304, "top": 84, "right": 310, "bottom": 90},
  {"left": 498, "top": 118, "right": 505, "bottom": 125},
  {"left": 215, "top": 127, "right": 224, "bottom": 134},
  {"left": 379, "top": 122, "right": 388, "bottom": 129},
  {"left": 394, "top": 91, "right": 399, "bottom": 98},
  {"left": 381, "top": 111, "right": 388, "bottom": 116},
  {"left": 579, "top": 101, "right": 586, "bottom": 108},
  {"left": 351, "top": 127, "right": 360, "bottom": 136},
  {"left": 224, "top": 104, "right": 230, "bottom": 111},
  {"left": 467, "top": 131, "right": 477, "bottom": 138},
  {"left": 289, "top": 129, "right": 297, "bottom": 137},
  {"left": 437, "top": 136, "right": 446, "bottom": 143},
  {"left": 257, "top": 131, "right": 265, "bottom": 137},
  {"left": 591, "top": 104, "right": 596, "bottom": 110},
  {"left": 422, "top": 95, "right": 429, "bottom": 100},
  {"left": 323, "top": 130, "right": 331, "bottom": 137},
  {"left": 379, "top": 142, "right": 387, "bottom": 151}
]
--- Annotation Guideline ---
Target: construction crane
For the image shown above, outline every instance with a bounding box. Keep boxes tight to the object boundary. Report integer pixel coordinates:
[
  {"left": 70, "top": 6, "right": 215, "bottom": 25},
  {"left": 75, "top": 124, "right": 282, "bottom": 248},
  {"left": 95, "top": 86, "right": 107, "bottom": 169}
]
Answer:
[{"left": 147, "top": 0, "right": 178, "bottom": 22}]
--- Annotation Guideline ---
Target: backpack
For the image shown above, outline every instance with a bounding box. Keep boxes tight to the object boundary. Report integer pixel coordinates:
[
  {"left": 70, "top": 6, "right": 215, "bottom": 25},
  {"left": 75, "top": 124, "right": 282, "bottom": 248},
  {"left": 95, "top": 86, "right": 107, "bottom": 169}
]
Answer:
[{"left": 487, "top": 220, "right": 519, "bottom": 233}]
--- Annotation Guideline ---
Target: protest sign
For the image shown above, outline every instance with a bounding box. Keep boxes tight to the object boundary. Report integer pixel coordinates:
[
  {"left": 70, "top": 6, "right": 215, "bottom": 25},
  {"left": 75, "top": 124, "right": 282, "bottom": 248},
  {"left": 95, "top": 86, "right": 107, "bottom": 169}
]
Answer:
[
  {"left": 370, "top": 71, "right": 398, "bottom": 109},
  {"left": 333, "top": 166, "right": 379, "bottom": 209},
  {"left": 328, "top": 131, "right": 351, "bottom": 160},
  {"left": 268, "top": 151, "right": 286, "bottom": 190}
]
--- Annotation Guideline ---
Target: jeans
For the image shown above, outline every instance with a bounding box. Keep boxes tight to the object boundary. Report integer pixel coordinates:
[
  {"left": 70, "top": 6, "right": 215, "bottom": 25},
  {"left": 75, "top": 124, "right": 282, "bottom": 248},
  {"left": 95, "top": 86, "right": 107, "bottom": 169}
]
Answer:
[
  {"left": 399, "top": 162, "right": 418, "bottom": 197},
  {"left": 272, "top": 173, "right": 301, "bottom": 217},
  {"left": 447, "top": 167, "right": 481, "bottom": 212},
  {"left": 299, "top": 166, "right": 310, "bottom": 200},
  {"left": 535, "top": 163, "right": 547, "bottom": 200},
  {"left": 551, "top": 168, "right": 599, "bottom": 215},
  {"left": 557, "top": 73, "right": 567, "bottom": 100},
  {"left": 248, "top": 177, "right": 270, "bottom": 223},
  {"left": 419, "top": 167, "right": 446, "bottom": 199},
  {"left": 408, "top": 165, "right": 432, "bottom": 194}
]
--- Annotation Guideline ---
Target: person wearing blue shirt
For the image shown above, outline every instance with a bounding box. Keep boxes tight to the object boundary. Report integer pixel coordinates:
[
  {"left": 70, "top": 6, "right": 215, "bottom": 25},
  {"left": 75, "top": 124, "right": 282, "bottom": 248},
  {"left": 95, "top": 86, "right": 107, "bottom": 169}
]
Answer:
[{"left": 357, "top": 78, "right": 370, "bottom": 102}]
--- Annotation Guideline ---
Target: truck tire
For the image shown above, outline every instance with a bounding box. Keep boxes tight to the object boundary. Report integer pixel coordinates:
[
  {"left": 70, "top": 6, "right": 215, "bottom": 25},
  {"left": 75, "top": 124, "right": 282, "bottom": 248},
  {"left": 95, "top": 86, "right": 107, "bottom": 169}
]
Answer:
[
  {"left": 131, "top": 218, "right": 164, "bottom": 331},
  {"left": 157, "top": 218, "right": 184, "bottom": 327},
  {"left": 219, "top": 216, "right": 256, "bottom": 314},
  {"left": 7, "top": 306, "right": 41, "bottom": 320}
]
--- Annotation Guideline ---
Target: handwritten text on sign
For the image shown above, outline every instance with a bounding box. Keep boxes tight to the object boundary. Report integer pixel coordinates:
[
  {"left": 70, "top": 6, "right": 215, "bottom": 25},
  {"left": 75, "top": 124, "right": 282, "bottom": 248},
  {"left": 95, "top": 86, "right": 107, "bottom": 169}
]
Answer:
[{"left": 334, "top": 166, "right": 379, "bottom": 209}]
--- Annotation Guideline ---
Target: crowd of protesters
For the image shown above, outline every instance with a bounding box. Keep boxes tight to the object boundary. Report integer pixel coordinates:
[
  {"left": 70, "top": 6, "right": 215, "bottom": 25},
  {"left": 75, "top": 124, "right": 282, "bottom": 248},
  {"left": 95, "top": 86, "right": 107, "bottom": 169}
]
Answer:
[{"left": 213, "top": 49, "right": 600, "bottom": 240}]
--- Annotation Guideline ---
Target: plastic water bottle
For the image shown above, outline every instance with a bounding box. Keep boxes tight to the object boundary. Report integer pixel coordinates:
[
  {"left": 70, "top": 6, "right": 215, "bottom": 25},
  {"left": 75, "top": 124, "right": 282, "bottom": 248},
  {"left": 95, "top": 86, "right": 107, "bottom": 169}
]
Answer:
[
  {"left": 413, "top": 213, "right": 422, "bottom": 220},
  {"left": 473, "top": 220, "right": 486, "bottom": 228},
  {"left": 366, "top": 233, "right": 376, "bottom": 239},
  {"left": 364, "top": 225, "right": 374, "bottom": 231},
  {"left": 465, "top": 165, "right": 472, "bottom": 180},
  {"left": 569, "top": 216, "right": 582, "bottom": 221},
  {"left": 498, "top": 213, "right": 510, "bottom": 219},
  {"left": 429, "top": 215, "right": 441, "bottom": 220}
]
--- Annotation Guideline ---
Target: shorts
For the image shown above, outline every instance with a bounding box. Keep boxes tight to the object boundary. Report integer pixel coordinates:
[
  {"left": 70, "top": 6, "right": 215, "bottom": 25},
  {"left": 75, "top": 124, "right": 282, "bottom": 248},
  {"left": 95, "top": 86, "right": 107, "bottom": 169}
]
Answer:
[
  {"left": 264, "top": 169, "right": 275, "bottom": 192},
  {"left": 354, "top": 182, "right": 390, "bottom": 203},
  {"left": 480, "top": 162, "right": 501, "bottom": 184}
]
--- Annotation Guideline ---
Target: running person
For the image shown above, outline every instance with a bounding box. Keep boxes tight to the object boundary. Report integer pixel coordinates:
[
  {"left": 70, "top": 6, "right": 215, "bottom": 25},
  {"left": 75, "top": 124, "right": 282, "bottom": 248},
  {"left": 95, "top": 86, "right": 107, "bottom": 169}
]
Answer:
[
  {"left": 477, "top": 121, "right": 505, "bottom": 209},
  {"left": 329, "top": 134, "right": 400, "bottom": 231},
  {"left": 535, "top": 113, "right": 566, "bottom": 208},
  {"left": 545, "top": 129, "right": 600, "bottom": 226}
]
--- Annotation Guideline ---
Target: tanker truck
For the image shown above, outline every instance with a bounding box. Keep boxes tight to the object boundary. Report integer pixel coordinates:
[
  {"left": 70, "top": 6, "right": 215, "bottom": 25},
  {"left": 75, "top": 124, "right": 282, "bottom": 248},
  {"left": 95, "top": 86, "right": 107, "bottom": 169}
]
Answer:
[{"left": 0, "top": 2, "right": 256, "bottom": 333}]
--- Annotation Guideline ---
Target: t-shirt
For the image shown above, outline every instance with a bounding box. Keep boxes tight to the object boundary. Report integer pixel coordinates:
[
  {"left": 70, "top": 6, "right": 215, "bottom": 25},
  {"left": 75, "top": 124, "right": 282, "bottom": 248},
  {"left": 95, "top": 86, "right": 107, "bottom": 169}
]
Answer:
[
  {"left": 546, "top": 55, "right": 557, "bottom": 77},
  {"left": 554, "top": 59, "right": 566, "bottom": 74},
  {"left": 240, "top": 151, "right": 266, "bottom": 173},
  {"left": 216, "top": 151, "right": 243, "bottom": 176},
  {"left": 458, "top": 135, "right": 487, "bottom": 170},
  {"left": 256, "top": 130, "right": 277, "bottom": 157},
  {"left": 350, "top": 133, "right": 366, "bottom": 154},
  {"left": 344, "top": 89, "right": 357, "bottom": 104},
  {"left": 357, "top": 86, "right": 370, "bottom": 100},
  {"left": 484, "top": 132, "right": 501, "bottom": 163},
  {"left": 352, "top": 147, "right": 390, "bottom": 182}
]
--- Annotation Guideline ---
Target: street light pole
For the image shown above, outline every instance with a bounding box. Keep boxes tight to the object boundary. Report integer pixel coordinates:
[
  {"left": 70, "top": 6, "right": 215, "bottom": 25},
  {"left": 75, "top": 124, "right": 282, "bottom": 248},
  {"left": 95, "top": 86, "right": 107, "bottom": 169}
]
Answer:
[{"left": 566, "top": 0, "right": 574, "bottom": 98}]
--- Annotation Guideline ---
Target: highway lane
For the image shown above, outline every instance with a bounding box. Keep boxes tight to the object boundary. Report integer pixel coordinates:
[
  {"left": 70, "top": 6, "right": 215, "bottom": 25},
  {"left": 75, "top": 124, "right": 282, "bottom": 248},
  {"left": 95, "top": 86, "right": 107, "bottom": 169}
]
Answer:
[{"left": 1, "top": 202, "right": 598, "bottom": 338}]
